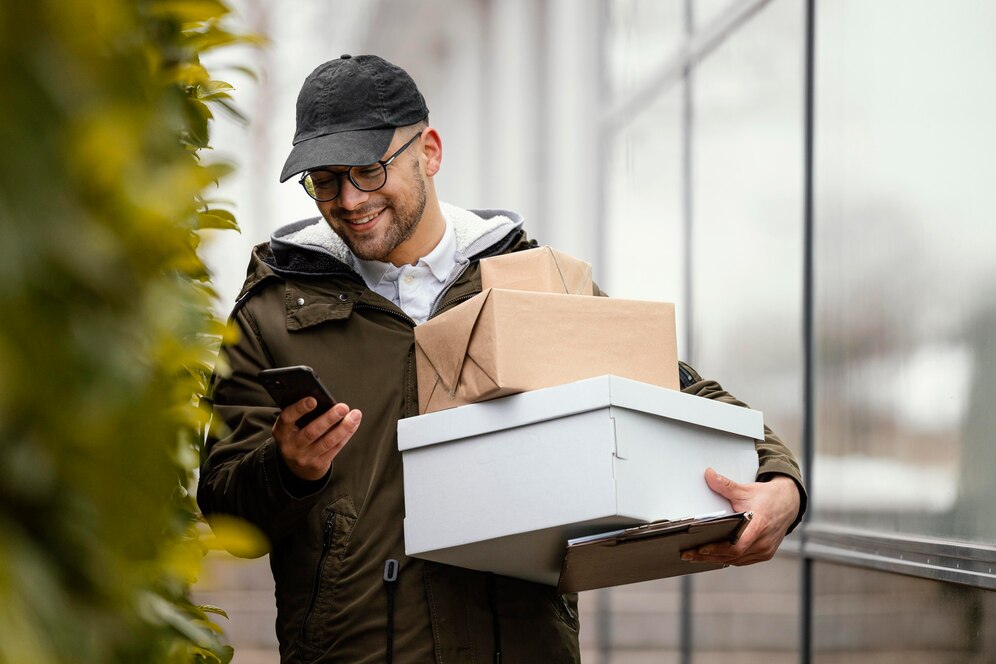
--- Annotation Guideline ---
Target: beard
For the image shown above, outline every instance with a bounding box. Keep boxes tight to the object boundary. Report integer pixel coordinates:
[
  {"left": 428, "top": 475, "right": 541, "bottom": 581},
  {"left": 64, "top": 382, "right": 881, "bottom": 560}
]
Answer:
[{"left": 329, "top": 159, "right": 428, "bottom": 263}]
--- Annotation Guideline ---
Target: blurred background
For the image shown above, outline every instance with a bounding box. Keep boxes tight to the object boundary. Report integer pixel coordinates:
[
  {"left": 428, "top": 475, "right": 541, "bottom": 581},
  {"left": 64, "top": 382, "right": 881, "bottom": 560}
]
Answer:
[{"left": 192, "top": 0, "right": 996, "bottom": 661}]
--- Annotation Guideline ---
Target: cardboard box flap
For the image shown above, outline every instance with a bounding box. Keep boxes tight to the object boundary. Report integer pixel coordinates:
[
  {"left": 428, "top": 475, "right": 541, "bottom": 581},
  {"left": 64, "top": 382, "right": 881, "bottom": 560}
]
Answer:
[
  {"left": 559, "top": 256, "right": 592, "bottom": 295},
  {"left": 557, "top": 512, "right": 751, "bottom": 593},
  {"left": 415, "top": 290, "right": 494, "bottom": 396},
  {"left": 398, "top": 375, "right": 764, "bottom": 452},
  {"left": 545, "top": 247, "right": 592, "bottom": 295},
  {"left": 480, "top": 246, "right": 594, "bottom": 295}
]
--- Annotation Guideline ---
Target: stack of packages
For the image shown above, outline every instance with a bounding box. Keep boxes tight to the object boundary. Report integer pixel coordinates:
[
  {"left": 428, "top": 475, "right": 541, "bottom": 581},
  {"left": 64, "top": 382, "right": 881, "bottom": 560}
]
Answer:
[
  {"left": 414, "top": 246, "right": 678, "bottom": 414},
  {"left": 398, "top": 247, "right": 762, "bottom": 592}
]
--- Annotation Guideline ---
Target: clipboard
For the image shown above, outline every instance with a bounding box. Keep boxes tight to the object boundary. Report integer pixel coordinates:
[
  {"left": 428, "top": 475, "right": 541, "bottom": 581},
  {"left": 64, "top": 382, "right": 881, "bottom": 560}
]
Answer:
[{"left": 557, "top": 512, "right": 752, "bottom": 593}]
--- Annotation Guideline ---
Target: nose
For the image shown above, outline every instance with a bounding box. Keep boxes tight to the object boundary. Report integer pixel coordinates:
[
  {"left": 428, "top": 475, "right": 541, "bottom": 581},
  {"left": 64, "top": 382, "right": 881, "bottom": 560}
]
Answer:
[{"left": 336, "top": 175, "right": 370, "bottom": 210}]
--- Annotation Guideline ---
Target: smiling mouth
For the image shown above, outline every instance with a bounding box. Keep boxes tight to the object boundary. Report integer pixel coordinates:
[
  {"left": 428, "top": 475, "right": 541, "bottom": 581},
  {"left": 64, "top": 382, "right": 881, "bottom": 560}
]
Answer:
[{"left": 337, "top": 208, "right": 385, "bottom": 230}]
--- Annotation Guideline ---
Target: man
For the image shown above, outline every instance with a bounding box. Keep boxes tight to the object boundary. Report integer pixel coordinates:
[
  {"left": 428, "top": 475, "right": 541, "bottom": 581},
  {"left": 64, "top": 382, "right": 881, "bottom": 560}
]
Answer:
[{"left": 198, "top": 54, "right": 806, "bottom": 663}]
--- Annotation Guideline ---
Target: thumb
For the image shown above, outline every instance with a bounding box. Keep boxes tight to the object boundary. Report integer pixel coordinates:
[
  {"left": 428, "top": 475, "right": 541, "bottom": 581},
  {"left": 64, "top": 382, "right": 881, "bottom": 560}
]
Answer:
[{"left": 704, "top": 467, "right": 745, "bottom": 501}]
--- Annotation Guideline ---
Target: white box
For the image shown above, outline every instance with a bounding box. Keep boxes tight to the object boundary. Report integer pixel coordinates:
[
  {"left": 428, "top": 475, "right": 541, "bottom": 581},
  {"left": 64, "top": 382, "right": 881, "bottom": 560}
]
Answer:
[{"left": 397, "top": 375, "right": 762, "bottom": 586}]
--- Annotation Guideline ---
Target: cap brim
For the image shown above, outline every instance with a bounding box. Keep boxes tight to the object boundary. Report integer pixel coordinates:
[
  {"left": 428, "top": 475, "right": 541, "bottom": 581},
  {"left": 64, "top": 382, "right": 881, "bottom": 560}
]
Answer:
[{"left": 279, "top": 127, "right": 396, "bottom": 182}]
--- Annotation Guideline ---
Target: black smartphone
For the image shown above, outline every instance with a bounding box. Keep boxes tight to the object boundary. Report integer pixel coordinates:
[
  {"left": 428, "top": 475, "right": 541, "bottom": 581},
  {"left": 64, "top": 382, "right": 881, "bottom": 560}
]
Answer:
[{"left": 258, "top": 366, "right": 338, "bottom": 428}]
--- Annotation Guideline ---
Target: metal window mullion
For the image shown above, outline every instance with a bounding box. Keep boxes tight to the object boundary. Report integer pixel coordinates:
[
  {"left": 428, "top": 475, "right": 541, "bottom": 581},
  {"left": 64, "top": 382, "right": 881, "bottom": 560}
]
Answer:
[
  {"left": 594, "top": 2, "right": 613, "bottom": 660},
  {"left": 679, "top": 0, "right": 696, "bottom": 659},
  {"left": 801, "top": 0, "right": 817, "bottom": 661},
  {"left": 600, "top": 0, "right": 775, "bottom": 136},
  {"left": 594, "top": 0, "right": 610, "bottom": 291}
]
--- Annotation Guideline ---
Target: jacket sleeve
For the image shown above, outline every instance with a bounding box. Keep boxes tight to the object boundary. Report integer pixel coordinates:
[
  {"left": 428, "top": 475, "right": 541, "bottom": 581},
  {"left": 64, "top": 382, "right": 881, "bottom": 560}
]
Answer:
[
  {"left": 197, "top": 301, "right": 330, "bottom": 550},
  {"left": 679, "top": 361, "right": 808, "bottom": 534}
]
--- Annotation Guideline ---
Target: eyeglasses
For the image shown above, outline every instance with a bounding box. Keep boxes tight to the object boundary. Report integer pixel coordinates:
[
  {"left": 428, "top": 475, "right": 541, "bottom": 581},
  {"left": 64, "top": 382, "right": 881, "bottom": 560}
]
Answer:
[{"left": 299, "top": 131, "right": 422, "bottom": 202}]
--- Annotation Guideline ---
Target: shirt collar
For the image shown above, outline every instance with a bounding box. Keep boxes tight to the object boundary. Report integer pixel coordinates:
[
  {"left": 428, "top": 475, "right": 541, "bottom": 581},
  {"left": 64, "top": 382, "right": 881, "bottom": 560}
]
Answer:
[
  {"left": 352, "top": 216, "right": 456, "bottom": 287},
  {"left": 418, "top": 217, "right": 456, "bottom": 282}
]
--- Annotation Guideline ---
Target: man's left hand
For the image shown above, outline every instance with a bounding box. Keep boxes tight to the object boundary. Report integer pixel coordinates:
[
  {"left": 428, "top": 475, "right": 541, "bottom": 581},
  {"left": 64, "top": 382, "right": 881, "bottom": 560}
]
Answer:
[{"left": 681, "top": 468, "right": 800, "bottom": 567}]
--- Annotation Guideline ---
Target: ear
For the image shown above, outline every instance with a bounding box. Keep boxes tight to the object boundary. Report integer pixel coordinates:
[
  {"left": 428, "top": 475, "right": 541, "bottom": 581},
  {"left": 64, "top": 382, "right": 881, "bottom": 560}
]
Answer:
[{"left": 420, "top": 127, "right": 442, "bottom": 177}]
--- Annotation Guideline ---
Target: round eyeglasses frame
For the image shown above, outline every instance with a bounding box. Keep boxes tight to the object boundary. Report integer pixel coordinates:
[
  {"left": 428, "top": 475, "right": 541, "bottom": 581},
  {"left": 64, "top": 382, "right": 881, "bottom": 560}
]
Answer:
[{"left": 299, "top": 131, "right": 422, "bottom": 202}]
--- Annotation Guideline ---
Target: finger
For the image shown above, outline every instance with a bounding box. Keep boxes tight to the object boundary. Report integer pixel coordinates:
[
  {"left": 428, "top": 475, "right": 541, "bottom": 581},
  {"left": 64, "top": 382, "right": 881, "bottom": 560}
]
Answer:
[
  {"left": 681, "top": 541, "right": 740, "bottom": 563},
  {"left": 681, "top": 549, "right": 743, "bottom": 563},
  {"left": 730, "top": 553, "right": 772, "bottom": 567},
  {"left": 728, "top": 544, "right": 779, "bottom": 566},
  {"left": 681, "top": 556, "right": 732, "bottom": 564},
  {"left": 724, "top": 535, "right": 779, "bottom": 566},
  {"left": 274, "top": 396, "right": 318, "bottom": 435},
  {"left": 313, "top": 409, "right": 362, "bottom": 457},
  {"left": 727, "top": 515, "right": 763, "bottom": 553},
  {"left": 686, "top": 515, "right": 761, "bottom": 557},
  {"left": 704, "top": 467, "right": 748, "bottom": 502},
  {"left": 298, "top": 402, "right": 351, "bottom": 442}
]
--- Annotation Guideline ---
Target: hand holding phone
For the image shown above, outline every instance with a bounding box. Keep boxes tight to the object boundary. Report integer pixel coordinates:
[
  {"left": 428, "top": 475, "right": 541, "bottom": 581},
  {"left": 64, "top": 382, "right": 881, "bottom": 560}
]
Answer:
[
  {"left": 258, "top": 366, "right": 337, "bottom": 428},
  {"left": 258, "top": 366, "right": 360, "bottom": 482}
]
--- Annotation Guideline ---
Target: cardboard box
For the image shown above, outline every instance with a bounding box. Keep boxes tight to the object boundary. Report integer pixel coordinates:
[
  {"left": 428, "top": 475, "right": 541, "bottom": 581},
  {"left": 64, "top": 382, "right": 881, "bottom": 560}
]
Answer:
[
  {"left": 479, "top": 245, "right": 594, "bottom": 295},
  {"left": 398, "top": 376, "right": 762, "bottom": 587},
  {"left": 415, "top": 289, "right": 677, "bottom": 414}
]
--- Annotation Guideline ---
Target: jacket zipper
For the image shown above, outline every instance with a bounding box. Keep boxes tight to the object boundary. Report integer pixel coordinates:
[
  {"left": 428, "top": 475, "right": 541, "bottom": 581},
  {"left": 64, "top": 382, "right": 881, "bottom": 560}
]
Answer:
[
  {"left": 424, "top": 226, "right": 525, "bottom": 318},
  {"left": 300, "top": 511, "right": 336, "bottom": 642},
  {"left": 426, "top": 260, "right": 473, "bottom": 316},
  {"left": 428, "top": 292, "right": 478, "bottom": 321},
  {"left": 354, "top": 290, "right": 478, "bottom": 323},
  {"left": 356, "top": 283, "right": 485, "bottom": 413},
  {"left": 332, "top": 228, "right": 527, "bottom": 325},
  {"left": 353, "top": 302, "right": 416, "bottom": 328},
  {"left": 352, "top": 303, "right": 421, "bottom": 415}
]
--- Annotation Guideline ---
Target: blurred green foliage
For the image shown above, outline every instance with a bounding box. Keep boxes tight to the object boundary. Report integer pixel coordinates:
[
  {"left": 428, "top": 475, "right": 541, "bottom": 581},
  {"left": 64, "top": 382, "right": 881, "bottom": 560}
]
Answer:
[{"left": 0, "top": 1, "right": 263, "bottom": 662}]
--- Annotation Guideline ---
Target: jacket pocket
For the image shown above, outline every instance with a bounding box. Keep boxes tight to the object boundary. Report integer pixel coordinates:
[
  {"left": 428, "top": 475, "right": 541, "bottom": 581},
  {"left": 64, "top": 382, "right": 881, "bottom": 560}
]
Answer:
[
  {"left": 286, "top": 287, "right": 355, "bottom": 331},
  {"left": 297, "top": 497, "right": 357, "bottom": 655}
]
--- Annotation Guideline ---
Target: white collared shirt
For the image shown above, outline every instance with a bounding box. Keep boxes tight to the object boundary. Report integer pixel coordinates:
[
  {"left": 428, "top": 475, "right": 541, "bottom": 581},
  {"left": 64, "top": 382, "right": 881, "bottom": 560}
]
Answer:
[{"left": 352, "top": 219, "right": 458, "bottom": 324}]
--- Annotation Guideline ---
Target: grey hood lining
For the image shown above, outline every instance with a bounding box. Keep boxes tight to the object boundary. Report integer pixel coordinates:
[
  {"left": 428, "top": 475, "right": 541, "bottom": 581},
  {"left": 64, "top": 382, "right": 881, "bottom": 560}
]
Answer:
[{"left": 273, "top": 202, "right": 523, "bottom": 272}]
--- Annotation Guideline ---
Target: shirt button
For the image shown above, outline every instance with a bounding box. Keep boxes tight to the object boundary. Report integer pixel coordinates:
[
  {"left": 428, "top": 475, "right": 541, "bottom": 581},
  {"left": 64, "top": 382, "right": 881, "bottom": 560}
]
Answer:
[{"left": 404, "top": 274, "right": 415, "bottom": 285}]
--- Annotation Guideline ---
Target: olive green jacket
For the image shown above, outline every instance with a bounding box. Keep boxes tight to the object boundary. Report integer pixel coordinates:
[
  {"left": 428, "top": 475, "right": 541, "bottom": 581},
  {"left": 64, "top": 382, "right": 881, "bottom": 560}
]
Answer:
[{"left": 197, "top": 207, "right": 806, "bottom": 663}]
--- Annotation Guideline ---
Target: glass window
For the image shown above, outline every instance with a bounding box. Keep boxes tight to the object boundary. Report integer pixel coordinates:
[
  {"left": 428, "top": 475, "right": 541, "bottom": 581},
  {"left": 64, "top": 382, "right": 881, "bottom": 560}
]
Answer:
[
  {"left": 813, "top": 562, "right": 996, "bottom": 659},
  {"left": 690, "top": 0, "right": 804, "bottom": 450},
  {"left": 814, "top": 0, "right": 996, "bottom": 544},
  {"left": 691, "top": 559, "right": 800, "bottom": 662},
  {"left": 579, "top": 579, "right": 683, "bottom": 660},
  {"left": 688, "top": 0, "right": 805, "bottom": 657},
  {"left": 603, "top": 91, "right": 686, "bottom": 352},
  {"left": 692, "top": 0, "right": 737, "bottom": 31},
  {"left": 606, "top": 0, "right": 684, "bottom": 101}
]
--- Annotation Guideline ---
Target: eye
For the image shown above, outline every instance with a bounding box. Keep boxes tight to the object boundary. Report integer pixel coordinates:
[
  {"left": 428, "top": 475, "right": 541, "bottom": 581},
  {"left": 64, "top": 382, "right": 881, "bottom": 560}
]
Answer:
[{"left": 355, "top": 165, "right": 382, "bottom": 178}]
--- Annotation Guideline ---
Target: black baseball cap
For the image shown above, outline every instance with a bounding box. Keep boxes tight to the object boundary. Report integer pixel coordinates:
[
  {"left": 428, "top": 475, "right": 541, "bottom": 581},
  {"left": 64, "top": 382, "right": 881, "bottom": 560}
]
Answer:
[{"left": 279, "top": 54, "right": 429, "bottom": 182}]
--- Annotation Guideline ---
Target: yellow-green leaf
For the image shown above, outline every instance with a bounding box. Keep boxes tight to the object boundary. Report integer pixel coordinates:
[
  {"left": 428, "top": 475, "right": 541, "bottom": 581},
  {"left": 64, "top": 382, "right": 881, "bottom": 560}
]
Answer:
[{"left": 196, "top": 211, "right": 239, "bottom": 231}]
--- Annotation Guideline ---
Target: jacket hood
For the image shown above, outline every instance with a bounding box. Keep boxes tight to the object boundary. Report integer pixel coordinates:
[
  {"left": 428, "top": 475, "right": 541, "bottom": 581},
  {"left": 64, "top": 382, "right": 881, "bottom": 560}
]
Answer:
[
  {"left": 236, "top": 203, "right": 524, "bottom": 304},
  {"left": 274, "top": 202, "right": 521, "bottom": 272}
]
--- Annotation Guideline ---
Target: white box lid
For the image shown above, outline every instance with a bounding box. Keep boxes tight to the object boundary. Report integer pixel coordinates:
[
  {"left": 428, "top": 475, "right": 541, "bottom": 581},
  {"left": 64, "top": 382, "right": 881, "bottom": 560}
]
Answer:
[{"left": 398, "top": 375, "right": 763, "bottom": 452}]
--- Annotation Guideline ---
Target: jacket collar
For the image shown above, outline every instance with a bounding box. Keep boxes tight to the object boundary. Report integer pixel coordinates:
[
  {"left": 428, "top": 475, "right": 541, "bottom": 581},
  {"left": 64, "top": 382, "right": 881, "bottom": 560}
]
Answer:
[
  {"left": 235, "top": 203, "right": 525, "bottom": 305},
  {"left": 270, "top": 202, "right": 522, "bottom": 273}
]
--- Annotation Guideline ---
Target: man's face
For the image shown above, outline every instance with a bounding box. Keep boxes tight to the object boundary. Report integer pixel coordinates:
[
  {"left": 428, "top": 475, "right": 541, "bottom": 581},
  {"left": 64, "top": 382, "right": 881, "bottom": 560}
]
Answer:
[{"left": 315, "top": 130, "right": 427, "bottom": 264}]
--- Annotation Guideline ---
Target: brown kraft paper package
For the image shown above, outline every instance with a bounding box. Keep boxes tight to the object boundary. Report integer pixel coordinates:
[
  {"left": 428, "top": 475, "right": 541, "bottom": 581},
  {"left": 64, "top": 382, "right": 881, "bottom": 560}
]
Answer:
[
  {"left": 479, "top": 245, "right": 594, "bottom": 295},
  {"left": 414, "top": 289, "right": 678, "bottom": 414}
]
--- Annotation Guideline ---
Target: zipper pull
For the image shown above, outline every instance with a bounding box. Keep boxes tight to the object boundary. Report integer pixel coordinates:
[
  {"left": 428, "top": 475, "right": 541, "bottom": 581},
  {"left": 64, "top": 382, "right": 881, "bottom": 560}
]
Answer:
[
  {"left": 323, "top": 512, "right": 335, "bottom": 549},
  {"left": 383, "top": 558, "right": 399, "bottom": 583},
  {"left": 384, "top": 559, "right": 400, "bottom": 664}
]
